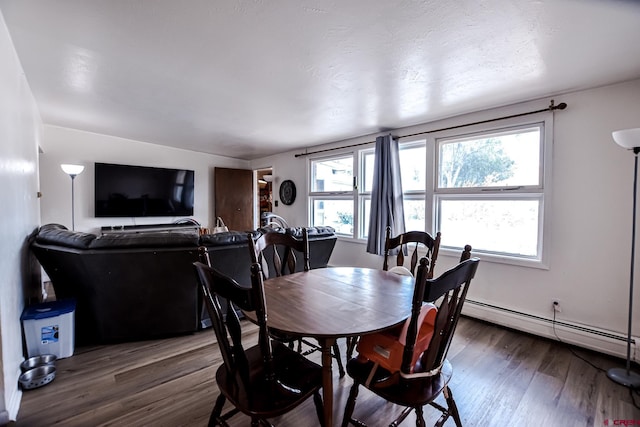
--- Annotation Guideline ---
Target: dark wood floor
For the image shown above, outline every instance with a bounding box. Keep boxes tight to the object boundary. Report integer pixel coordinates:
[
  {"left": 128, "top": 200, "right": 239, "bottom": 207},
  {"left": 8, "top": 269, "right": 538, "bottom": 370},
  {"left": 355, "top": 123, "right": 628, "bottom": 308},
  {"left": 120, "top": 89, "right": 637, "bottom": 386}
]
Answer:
[{"left": 13, "top": 316, "right": 640, "bottom": 426}]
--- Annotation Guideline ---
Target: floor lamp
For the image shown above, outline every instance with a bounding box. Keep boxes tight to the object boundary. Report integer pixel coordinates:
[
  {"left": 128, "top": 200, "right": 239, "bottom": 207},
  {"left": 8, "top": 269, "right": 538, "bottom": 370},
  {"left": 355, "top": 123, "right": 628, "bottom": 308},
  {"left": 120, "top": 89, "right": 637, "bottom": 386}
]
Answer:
[
  {"left": 60, "top": 164, "right": 85, "bottom": 231},
  {"left": 610, "top": 128, "right": 640, "bottom": 389}
]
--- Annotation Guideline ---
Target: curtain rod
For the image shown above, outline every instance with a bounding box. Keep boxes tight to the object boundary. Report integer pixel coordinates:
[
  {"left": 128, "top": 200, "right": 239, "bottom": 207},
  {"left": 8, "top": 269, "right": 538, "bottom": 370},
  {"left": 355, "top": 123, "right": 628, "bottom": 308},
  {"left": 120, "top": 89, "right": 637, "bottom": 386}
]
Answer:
[{"left": 294, "top": 99, "right": 567, "bottom": 158}]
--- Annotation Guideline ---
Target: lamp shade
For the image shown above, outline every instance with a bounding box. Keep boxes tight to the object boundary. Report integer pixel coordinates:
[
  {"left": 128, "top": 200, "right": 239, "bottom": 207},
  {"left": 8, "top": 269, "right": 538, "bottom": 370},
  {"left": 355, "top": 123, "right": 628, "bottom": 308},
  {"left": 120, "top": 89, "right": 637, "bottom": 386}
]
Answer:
[
  {"left": 60, "top": 164, "right": 85, "bottom": 176},
  {"left": 263, "top": 174, "right": 273, "bottom": 182},
  {"left": 613, "top": 128, "right": 640, "bottom": 150}
]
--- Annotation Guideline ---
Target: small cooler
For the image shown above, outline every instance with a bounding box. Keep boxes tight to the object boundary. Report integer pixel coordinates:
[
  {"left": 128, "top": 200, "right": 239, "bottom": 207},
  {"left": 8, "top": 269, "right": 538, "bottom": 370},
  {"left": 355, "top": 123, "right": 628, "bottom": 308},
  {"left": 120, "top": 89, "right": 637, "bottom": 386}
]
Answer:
[{"left": 21, "top": 299, "right": 76, "bottom": 359}]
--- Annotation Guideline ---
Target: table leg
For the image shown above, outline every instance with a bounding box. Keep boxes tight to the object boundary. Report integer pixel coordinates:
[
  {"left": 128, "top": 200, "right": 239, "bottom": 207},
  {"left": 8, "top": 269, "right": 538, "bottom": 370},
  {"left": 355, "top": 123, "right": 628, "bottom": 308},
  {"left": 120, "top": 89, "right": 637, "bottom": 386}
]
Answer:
[{"left": 318, "top": 337, "right": 335, "bottom": 427}]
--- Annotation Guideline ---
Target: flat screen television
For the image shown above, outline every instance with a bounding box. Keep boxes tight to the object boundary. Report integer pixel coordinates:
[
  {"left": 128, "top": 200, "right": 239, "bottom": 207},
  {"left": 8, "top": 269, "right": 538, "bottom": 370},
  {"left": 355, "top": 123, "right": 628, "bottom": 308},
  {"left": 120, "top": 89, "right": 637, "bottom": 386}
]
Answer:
[{"left": 95, "top": 162, "right": 194, "bottom": 217}]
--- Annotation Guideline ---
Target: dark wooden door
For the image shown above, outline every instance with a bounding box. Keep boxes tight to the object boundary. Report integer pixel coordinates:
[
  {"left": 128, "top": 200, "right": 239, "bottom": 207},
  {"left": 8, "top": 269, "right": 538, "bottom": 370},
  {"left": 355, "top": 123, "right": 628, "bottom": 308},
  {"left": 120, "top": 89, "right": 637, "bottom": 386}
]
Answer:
[{"left": 214, "top": 167, "right": 253, "bottom": 231}]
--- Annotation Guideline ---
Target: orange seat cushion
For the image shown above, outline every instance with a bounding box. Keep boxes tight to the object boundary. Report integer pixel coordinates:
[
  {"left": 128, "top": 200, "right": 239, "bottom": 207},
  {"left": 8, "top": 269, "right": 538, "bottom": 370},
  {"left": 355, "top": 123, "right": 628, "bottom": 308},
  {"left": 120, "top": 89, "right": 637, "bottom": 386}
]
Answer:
[{"left": 356, "top": 303, "right": 437, "bottom": 374}]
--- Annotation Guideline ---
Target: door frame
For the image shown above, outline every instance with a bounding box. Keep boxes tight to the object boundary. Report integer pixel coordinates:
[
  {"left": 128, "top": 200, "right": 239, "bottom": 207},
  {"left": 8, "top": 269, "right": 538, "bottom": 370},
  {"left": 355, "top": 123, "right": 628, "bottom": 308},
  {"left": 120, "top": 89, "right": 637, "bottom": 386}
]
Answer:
[{"left": 254, "top": 167, "right": 273, "bottom": 229}]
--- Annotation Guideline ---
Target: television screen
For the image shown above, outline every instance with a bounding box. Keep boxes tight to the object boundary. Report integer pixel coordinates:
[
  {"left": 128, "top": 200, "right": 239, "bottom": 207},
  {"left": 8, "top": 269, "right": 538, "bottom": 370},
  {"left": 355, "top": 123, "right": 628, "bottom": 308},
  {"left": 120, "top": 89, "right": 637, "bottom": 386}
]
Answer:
[{"left": 95, "top": 162, "right": 194, "bottom": 217}]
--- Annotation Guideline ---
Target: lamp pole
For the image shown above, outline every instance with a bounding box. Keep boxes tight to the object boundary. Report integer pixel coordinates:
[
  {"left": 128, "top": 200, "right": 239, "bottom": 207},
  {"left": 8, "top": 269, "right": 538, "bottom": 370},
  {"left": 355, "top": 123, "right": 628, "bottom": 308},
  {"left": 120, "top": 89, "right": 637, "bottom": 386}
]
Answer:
[
  {"left": 60, "top": 164, "right": 85, "bottom": 231},
  {"left": 608, "top": 130, "right": 640, "bottom": 389},
  {"left": 70, "top": 173, "right": 77, "bottom": 231}
]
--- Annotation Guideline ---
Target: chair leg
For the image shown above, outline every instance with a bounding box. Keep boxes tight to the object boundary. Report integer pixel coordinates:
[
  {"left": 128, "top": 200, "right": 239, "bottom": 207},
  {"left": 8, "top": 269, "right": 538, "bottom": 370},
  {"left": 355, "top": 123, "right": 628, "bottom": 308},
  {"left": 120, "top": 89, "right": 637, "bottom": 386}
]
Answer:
[
  {"left": 444, "top": 386, "right": 462, "bottom": 427},
  {"left": 332, "top": 342, "right": 346, "bottom": 378},
  {"left": 346, "top": 337, "right": 358, "bottom": 360},
  {"left": 342, "top": 382, "right": 360, "bottom": 427},
  {"left": 209, "top": 394, "right": 226, "bottom": 427},
  {"left": 414, "top": 406, "right": 425, "bottom": 427},
  {"left": 313, "top": 390, "right": 325, "bottom": 427},
  {"left": 300, "top": 337, "right": 345, "bottom": 378},
  {"left": 389, "top": 407, "right": 414, "bottom": 427}
]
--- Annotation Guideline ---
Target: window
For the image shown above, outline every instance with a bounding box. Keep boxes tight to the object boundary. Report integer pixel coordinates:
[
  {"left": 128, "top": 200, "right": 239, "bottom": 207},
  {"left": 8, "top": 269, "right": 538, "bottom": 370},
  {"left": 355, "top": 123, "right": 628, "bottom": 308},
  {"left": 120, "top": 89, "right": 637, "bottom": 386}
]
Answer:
[
  {"left": 434, "top": 121, "right": 550, "bottom": 266},
  {"left": 399, "top": 144, "right": 427, "bottom": 233},
  {"left": 359, "top": 143, "right": 427, "bottom": 238},
  {"left": 308, "top": 112, "right": 552, "bottom": 267},
  {"left": 309, "top": 156, "right": 355, "bottom": 236},
  {"left": 309, "top": 141, "right": 427, "bottom": 239}
]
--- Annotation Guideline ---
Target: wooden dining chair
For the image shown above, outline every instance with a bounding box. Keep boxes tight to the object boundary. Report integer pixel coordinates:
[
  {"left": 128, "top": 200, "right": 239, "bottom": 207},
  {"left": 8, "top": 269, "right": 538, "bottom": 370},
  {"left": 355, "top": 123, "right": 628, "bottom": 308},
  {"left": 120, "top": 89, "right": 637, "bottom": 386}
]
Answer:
[
  {"left": 193, "top": 260, "right": 325, "bottom": 426},
  {"left": 383, "top": 225, "right": 442, "bottom": 278},
  {"left": 346, "top": 227, "right": 442, "bottom": 361},
  {"left": 342, "top": 255, "right": 480, "bottom": 427},
  {"left": 249, "top": 228, "right": 346, "bottom": 378}
]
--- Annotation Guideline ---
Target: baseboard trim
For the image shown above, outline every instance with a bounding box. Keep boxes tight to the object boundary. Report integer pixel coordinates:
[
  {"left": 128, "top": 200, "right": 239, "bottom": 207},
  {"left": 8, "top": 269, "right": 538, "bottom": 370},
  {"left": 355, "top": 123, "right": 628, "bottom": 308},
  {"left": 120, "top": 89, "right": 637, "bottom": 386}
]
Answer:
[
  {"left": 4, "top": 384, "right": 22, "bottom": 423},
  {"left": 463, "top": 299, "right": 637, "bottom": 362}
]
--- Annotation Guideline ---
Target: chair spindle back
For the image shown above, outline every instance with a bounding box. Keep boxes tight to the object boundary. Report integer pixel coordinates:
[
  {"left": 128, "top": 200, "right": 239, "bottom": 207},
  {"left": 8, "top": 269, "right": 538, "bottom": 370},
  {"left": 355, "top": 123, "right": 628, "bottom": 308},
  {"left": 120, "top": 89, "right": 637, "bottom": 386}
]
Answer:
[
  {"left": 193, "top": 257, "right": 275, "bottom": 382},
  {"left": 250, "top": 228, "right": 309, "bottom": 278},
  {"left": 400, "top": 256, "right": 479, "bottom": 376},
  {"left": 383, "top": 226, "right": 441, "bottom": 278}
]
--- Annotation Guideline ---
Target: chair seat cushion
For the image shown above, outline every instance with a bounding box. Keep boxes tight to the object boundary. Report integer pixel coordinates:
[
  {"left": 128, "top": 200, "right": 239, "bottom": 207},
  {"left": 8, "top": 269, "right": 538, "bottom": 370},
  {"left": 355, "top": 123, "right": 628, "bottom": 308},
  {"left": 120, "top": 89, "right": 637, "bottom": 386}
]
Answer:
[
  {"left": 215, "top": 340, "right": 322, "bottom": 417},
  {"left": 387, "top": 266, "right": 413, "bottom": 277}
]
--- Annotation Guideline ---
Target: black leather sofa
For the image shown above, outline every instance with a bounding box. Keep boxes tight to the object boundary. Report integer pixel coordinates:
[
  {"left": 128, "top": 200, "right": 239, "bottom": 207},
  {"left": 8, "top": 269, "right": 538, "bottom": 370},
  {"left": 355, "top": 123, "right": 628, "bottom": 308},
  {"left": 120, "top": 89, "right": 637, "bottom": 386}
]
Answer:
[{"left": 30, "top": 223, "right": 337, "bottom": 345}]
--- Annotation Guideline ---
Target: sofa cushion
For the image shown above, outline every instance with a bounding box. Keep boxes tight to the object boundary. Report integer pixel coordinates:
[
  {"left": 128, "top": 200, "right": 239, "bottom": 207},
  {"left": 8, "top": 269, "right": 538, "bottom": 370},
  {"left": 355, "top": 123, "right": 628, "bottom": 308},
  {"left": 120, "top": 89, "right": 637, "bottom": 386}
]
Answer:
[
  {"left": 287, "top": 226, "right": 336, "bottom": 239},
  {"left": 199, "top": 230, "right": 260, "bottom": 247},
  {"left": 35, "top": 224, "right": 96, "bottom": 249},
  {"left": 89, "top": 231, "right": 199, "bottom": 249}
]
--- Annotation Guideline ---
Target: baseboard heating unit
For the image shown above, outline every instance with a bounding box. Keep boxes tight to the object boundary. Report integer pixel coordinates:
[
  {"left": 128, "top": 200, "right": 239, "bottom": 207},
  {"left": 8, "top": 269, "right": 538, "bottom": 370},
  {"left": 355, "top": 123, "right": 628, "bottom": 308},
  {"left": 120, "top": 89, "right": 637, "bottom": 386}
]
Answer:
[{"left": 463, "top": 299, "right": 637, "bottom": 363}]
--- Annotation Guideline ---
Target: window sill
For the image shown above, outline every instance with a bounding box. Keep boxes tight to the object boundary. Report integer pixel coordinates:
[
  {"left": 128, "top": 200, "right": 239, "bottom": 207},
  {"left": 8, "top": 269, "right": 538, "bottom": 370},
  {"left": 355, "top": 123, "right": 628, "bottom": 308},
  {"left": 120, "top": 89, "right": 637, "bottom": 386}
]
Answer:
[
  {"left": 439, "top": 247, "right": 549, "bottom": 270},
  {"left": 335, "top": 236, "right": 549, "bottom": 270}
]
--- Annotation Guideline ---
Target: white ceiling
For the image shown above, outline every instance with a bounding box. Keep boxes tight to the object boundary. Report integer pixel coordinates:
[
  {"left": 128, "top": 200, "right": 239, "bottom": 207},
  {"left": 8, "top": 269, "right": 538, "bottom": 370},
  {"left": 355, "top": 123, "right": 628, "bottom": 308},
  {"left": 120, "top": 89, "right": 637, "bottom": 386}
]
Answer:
[{"left": 2, "top": 0, "right": 640, "bottom": 160}]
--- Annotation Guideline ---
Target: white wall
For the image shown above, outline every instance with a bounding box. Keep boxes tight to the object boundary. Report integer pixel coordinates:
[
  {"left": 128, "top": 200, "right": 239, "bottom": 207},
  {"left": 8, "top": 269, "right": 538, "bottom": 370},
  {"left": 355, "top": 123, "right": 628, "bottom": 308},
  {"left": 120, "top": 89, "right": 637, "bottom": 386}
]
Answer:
[
  {"left": 0, "top": 10, "right": 42, "bottom": 422},
  {"left": 251, "top": 79, "right": 640, "bottom": 359},
  {"left": 39, "top": 126, "right": 249, "bottom": 234}
]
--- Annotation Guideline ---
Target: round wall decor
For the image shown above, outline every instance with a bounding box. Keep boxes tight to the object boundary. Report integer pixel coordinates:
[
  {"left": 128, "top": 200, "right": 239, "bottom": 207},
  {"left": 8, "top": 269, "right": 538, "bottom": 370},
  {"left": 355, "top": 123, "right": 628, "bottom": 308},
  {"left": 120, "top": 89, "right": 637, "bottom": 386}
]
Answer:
[{"left": 279, "top": 180, "right": 296, "bottom": 205}]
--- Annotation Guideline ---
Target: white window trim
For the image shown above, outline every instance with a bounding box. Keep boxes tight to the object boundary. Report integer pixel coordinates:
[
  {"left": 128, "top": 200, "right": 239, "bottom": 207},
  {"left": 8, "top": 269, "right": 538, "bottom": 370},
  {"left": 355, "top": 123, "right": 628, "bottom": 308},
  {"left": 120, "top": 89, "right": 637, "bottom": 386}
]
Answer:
[
  {"left": 434, "top": 192, "right": 547, "bottom": 268},
  {"left": 429, "top": 111, "right": 553, "bottom": 269},
  {"left": 308, "top": 150, "right": 361, "bottom": 238}
]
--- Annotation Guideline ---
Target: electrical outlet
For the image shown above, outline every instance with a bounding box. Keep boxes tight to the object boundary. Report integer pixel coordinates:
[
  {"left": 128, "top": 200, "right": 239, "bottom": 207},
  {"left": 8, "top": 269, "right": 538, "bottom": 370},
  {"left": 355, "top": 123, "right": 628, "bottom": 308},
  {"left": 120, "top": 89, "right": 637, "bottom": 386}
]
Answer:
[{"left": 552, "top": 300, "right": 562, "bottom": 313}]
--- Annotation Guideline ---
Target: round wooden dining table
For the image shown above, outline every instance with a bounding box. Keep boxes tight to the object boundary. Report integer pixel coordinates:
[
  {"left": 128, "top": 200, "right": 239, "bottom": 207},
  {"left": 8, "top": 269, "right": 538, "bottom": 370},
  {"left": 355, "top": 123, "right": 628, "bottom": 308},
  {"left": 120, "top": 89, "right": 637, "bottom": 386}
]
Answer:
[{"left": 245, "top": 266, "right": 415, "bottom": 427}]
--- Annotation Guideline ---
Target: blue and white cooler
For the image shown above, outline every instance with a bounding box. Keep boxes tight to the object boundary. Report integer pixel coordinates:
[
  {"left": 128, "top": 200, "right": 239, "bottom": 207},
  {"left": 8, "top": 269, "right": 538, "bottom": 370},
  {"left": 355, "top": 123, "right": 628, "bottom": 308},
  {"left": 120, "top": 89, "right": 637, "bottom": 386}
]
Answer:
[{"left": 21, "top": 299, "right": 76, "bottom": 359}]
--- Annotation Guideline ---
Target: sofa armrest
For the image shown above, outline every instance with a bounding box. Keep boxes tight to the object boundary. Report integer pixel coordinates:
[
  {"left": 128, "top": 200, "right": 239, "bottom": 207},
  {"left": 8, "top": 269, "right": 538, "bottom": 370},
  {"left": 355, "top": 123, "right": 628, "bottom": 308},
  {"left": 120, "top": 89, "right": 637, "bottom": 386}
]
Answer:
[{"left": 35, "top": 224, "right": 96, "bottom": 249}]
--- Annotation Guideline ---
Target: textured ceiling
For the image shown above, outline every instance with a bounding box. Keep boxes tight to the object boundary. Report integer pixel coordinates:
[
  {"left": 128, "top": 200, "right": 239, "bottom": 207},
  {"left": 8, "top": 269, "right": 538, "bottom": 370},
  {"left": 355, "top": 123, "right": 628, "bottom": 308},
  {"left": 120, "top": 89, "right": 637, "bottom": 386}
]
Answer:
[{"left": 2, "top": 0, "right": 640, "bottom": 160}]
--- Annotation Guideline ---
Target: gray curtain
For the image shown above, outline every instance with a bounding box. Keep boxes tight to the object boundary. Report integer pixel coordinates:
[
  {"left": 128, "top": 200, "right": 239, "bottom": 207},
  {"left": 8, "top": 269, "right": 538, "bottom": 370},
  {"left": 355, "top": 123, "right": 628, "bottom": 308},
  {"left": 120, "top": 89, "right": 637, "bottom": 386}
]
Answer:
[{"left": 366, "top": 134, "right": 405, "bottom": 255}]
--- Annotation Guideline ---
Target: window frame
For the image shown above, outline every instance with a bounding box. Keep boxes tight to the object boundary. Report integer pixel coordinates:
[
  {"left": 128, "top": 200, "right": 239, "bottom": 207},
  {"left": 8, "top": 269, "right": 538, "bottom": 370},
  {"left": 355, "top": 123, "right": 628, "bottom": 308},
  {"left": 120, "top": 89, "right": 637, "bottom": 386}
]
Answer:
[
  {"left": 308, "top": 152, "right": 358, "bottom": 238},
  {"left": 308, "top": 139, "right": 429, "bottom": 242},
  {"left": 358, "top": 139, "right": 429, "bottom": 239},
  {"left": 431, "top": 112, "right": 553, "bottom": 269}
]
